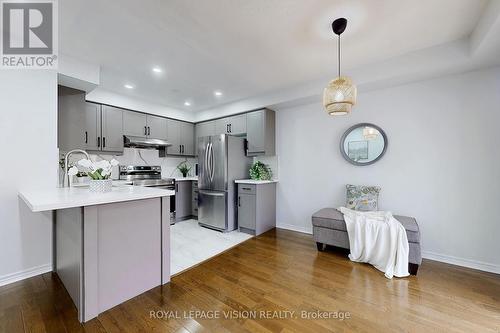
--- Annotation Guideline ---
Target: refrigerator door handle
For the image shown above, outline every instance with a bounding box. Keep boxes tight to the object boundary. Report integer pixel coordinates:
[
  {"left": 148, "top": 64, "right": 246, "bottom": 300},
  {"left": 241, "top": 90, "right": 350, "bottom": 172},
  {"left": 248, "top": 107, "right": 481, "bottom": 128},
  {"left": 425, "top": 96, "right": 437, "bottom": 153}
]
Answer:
[
  {"left": 204, "top": 141, "right": 210, "bottom": 184},
  {"left": 209, "top": 142, "right": 215, "bottom": 182}
]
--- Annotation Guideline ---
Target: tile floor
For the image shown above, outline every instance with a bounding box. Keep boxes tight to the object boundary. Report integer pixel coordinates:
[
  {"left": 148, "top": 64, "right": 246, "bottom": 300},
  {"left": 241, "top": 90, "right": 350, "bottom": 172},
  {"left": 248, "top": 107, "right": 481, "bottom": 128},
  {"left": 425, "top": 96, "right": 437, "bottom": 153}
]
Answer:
[{"left": 170, "top": 219, "right": 253, "bottom": 275}]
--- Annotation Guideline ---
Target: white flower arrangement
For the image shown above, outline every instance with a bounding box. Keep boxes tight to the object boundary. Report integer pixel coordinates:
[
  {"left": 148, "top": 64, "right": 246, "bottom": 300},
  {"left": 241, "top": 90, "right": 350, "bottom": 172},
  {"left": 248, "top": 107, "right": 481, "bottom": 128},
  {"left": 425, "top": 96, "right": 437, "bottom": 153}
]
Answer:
[{"left": 68, "top": 158, "right": 119, "bottom": 180}]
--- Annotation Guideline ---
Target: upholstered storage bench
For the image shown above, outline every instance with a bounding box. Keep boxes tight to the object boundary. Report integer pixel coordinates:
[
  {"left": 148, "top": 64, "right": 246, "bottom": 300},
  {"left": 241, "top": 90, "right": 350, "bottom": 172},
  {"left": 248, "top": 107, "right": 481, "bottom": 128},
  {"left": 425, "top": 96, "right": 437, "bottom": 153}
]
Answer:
[{"left": 312, "top": 208, "right": 422, "bottom": 275}]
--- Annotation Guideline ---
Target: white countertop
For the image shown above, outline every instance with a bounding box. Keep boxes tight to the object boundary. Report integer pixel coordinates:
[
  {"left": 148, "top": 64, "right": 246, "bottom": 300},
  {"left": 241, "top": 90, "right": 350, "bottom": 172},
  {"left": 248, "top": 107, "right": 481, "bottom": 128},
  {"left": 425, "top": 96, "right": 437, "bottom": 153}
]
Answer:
[
  {"left": 19, "top": 185, "right": 175, "bottom": 212},
  {"left": 235, "top": 179, "right": 278, "bottom": 184},
  {"left": 174, "top": 176, "right": 198, "bottom": 182}
]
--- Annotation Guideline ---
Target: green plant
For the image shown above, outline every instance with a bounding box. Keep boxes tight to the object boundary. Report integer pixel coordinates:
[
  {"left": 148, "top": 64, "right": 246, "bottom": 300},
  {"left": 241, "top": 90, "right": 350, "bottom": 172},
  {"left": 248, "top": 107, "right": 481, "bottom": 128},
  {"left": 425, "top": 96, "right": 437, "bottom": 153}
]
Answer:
[
  {"left": 176, "top": 161, "right": 192, "bottom": 177},
  {"left": 249, "top": 161, "right": 272, "bottom": 180}
]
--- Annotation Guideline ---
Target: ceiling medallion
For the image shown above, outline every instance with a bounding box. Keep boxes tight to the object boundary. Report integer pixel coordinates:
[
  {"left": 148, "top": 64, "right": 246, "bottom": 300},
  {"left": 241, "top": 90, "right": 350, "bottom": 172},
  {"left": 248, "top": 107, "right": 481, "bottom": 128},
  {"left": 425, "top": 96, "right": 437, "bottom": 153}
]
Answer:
[{"left": 323, "top": 18, "right": 357, "bottom": 116}]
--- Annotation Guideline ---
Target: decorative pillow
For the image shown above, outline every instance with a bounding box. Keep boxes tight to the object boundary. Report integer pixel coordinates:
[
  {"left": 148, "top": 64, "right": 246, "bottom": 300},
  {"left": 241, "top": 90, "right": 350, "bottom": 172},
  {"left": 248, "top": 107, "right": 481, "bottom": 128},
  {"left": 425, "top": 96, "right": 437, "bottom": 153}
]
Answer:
[{"left": 346, "top": 184, "right": 381, "bottom": 211}]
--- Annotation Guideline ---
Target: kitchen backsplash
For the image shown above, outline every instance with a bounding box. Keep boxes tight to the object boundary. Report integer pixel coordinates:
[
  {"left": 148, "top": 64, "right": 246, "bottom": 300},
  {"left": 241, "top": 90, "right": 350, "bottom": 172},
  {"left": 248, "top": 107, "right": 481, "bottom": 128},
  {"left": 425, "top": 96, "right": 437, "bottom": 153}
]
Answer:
[
  {"left": 60, "top": 148, "right": 279, "bottom": 180},
  {"left": 61, "top": 148, "right": 197, "bottom": 179}
]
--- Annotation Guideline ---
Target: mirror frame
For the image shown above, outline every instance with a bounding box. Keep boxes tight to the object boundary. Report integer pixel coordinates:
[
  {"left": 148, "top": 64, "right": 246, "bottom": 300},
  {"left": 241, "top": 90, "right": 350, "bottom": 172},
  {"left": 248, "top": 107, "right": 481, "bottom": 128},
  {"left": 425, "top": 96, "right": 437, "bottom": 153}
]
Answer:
[{"left": 340, "top": 123, "right": 388, "bottom": 166}]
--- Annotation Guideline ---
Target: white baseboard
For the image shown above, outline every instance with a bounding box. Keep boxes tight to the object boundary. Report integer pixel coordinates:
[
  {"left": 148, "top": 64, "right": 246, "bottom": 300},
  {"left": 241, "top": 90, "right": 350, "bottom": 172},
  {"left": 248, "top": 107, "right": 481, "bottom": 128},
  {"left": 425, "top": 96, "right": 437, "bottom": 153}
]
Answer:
[
  {"left": 0, "top": 264, "right": 52, "bottom": 287},
  {"left": 276, "top": 223, "right": 499, "bottom": 275},
  {"left": 422, "top": 251, "right": 500, "bottom": 275},
  {"left": 276, "top": 222, "right": 312, "bottom": 235}
]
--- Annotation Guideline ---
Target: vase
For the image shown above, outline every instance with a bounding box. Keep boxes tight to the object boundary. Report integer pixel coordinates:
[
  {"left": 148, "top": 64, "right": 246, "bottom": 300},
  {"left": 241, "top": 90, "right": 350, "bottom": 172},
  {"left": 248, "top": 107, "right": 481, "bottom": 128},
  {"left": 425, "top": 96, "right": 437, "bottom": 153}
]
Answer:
[{"left": 89, "top": 179, "right": 112, "bottom": 193}]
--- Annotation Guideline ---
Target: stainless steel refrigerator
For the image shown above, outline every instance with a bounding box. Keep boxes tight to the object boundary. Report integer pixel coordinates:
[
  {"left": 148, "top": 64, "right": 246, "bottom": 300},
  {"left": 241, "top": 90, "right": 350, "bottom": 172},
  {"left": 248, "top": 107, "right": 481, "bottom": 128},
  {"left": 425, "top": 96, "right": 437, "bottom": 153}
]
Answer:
[{"left": 198, "top": 134, "right": 251, "bottom": 231}]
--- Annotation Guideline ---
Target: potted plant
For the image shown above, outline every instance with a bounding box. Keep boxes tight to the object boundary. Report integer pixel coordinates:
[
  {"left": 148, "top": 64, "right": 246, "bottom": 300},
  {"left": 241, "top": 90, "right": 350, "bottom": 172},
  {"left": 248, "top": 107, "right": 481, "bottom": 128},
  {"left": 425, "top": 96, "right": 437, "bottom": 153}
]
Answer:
[
  {"left": 249, "top": 161, "right": 272, "bottom": 180},
  {"left": 68, "top": 158, "right": 119, "bottom": 193},
  {"left": 176, "top": 161, "right": 192, "bottom": 178}
]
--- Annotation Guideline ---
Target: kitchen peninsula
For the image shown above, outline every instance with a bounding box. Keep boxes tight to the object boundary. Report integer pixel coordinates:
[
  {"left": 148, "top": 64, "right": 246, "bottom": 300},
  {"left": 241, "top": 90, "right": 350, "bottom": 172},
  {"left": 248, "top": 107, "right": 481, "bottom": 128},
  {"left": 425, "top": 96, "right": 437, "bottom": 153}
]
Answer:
[{"left": 19, "top": 185, "right": 174, "bottom": 322}]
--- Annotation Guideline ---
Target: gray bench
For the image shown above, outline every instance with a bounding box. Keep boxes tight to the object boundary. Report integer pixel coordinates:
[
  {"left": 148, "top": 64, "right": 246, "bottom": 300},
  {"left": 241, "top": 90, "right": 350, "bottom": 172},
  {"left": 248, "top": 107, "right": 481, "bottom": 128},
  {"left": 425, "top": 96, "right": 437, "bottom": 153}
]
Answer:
[{"left": 312, "top": 208, "right": 422, "bottom": 275}]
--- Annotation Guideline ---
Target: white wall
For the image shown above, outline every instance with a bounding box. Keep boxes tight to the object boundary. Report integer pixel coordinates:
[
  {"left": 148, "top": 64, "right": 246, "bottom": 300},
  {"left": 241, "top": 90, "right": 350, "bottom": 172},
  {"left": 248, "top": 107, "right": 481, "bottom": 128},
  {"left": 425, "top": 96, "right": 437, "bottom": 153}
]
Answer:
[
  {"left": 274, "top": 67, "right": 500, "bottom": 273},
  {"left": 0, "top": 71, "right": 58, "bottom": 285}
]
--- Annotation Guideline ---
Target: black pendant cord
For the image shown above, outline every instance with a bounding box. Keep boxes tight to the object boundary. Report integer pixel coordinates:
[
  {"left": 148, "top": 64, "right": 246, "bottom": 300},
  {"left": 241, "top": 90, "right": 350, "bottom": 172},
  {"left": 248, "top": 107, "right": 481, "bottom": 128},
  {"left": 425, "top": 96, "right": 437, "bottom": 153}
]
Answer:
[{"left": 338, "top": 34, "right": 341, "bottom": 77}]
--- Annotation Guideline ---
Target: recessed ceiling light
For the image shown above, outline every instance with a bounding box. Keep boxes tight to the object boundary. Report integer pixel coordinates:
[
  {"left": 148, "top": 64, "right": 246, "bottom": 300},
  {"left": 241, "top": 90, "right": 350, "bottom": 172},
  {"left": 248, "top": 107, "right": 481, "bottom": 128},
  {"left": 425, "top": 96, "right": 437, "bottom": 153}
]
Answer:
[
  {"left": 214, "top": 90, "right": 223, "bottom": 97},
  {"left": 152, "top": 67, "right": 163, "bottom": 73},
  {"left": 124, "top": 84, "right": 134, "bottom": 89},
  {"left": 184, "top": 101, "right": 191, "bottom": 106}
]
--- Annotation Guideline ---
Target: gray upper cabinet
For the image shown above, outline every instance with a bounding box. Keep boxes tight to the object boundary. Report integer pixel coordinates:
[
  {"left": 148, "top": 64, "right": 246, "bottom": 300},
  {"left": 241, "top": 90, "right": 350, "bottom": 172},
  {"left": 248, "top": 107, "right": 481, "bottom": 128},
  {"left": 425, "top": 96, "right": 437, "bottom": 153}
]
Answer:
[
  {"left": 194, "top": 120, "right": 216, "bottom": 156},
  {"left": 180, "top": 122, "right": 195, "bottom": 156},
  {"left": 246, "top": 109, "right": 275, "bottom": 156},
  {"left": 123, "top": 111, "right": 167, "bottom": 140},
  {"left": 123, "top": 111, "right": 147, "bottom": 137},
  {"left": 101, "top": 105, "right": 124, "bottom": 153},
  {"left": 166, "top": 119, "right": 181, "bottom": 154},
  {"left": 215, "top": 114, "right": 246, "bottom": 136},
  {"left": 146, "top": 115, "right": 167, "bottom": 140},
  {"left": 58, "top": 88, "right": 99, "bottom": 151},
  {"left": 195, "top": 121, "right": 216, "bottom": 141},
  {"left": 167, "top": 119, "right": 194, "bottom": 156},
  {"left": 58, "top": 87, "right": 124, "bottom": 154}
]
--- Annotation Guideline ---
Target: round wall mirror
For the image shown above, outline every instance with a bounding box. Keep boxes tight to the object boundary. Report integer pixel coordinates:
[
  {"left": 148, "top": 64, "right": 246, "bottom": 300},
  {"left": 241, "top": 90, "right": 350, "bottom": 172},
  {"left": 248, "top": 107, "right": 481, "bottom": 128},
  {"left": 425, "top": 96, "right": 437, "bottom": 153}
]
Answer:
[{"left": 340, "top": 123, "right": 388, "bottom": 166}]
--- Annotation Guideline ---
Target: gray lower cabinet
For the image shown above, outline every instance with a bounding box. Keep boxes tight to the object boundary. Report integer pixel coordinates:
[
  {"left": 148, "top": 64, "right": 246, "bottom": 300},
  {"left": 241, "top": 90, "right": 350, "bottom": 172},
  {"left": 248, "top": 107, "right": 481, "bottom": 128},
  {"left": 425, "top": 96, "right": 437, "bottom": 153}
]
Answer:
[
  {"left": 192, "top": 181, "right": 198, "bottom": 217},
  {"left": 167, "top": 119, "right": 195, "bottom": 156},
  {"left": 237, "top": 183, "right": 276, "bottom": 235},
  {"left": 175, "top": 181, "right": 192, "bottom": 220},
  {"left": 246, "top": 109, "right": 275, "bottom": 156}
]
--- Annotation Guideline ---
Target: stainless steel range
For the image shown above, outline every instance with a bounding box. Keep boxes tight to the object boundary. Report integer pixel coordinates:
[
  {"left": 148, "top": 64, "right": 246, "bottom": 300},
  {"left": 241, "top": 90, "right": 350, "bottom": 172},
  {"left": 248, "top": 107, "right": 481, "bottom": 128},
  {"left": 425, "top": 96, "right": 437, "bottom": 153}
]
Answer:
[{"left": 119, "top": 165, "right": 176, "bottom": 223}]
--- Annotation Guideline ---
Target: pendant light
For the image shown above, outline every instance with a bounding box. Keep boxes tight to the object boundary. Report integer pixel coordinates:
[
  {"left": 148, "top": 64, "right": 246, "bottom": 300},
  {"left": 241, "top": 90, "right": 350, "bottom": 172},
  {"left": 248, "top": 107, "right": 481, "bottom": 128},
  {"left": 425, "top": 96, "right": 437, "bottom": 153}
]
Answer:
[
  {"left": 323, "top": 18, "right": 357, "bottom": 116},
  {"left": 363, "top": 126, "right": 379, "bottom": 140}
]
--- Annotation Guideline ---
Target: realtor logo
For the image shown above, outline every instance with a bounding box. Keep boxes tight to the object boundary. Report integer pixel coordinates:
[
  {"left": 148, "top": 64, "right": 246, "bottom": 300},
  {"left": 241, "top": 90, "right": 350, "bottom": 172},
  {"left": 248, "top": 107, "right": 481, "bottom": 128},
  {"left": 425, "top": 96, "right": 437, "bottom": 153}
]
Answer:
[{"left": 1, "top": 0, "right": 57, "bottom": 68}]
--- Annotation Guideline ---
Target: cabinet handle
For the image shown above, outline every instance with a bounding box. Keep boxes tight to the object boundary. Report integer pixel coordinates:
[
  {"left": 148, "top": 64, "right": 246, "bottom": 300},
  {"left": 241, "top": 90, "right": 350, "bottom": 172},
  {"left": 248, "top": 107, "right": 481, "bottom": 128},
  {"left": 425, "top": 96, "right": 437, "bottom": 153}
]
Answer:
[
  {"left": 97, "top": 137, "right": 100, "bottom": 148},
  {"left": 242, "top": 187, "right": 251, "bottom": 191},
  {"left": 238, "top": 196, "right": 241, "bottom": 207},
  {"left": 85, "top": 131, "right": 88, "bottom": 144},
  {"left": 226, "top": 124, "right": 229, "bottom": 133},
  {"left": 229, "top": 124, "right": 232, "bottom": 133},
  {"left": 102, "top": 137, "right": 106, "bottom": 148},
  {"left": 182, "top": 145, "right": 184, "bottom": 154},
  {"left": 144, "top": 126, "right": 147, "bottom": 135},
  {"left": 148, "top": 126, "right": 151, "bottom": 136}
]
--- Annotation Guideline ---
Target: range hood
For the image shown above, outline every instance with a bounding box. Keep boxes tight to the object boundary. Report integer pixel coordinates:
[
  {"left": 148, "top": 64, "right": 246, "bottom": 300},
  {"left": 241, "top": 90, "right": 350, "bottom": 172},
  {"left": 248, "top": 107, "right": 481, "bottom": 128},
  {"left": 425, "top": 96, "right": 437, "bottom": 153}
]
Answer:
[{"left": 123, "top": 135, "right": 172, "bottom": 150}]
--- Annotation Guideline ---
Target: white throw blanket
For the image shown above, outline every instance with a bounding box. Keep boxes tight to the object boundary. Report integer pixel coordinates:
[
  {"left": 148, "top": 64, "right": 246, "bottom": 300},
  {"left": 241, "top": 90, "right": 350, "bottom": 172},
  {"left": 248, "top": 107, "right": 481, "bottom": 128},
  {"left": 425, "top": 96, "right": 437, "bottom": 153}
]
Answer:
[{"left": 339, "top": 207, "right": 409, "bottom": 279}]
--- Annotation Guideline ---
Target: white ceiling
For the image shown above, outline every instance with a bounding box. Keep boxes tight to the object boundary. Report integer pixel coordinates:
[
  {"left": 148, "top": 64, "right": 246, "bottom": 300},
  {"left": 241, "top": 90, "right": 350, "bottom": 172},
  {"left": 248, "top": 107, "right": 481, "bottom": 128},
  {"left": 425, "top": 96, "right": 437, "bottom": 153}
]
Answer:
[{"left": 60, "top": 0, "right": 488, "bottom": 112}]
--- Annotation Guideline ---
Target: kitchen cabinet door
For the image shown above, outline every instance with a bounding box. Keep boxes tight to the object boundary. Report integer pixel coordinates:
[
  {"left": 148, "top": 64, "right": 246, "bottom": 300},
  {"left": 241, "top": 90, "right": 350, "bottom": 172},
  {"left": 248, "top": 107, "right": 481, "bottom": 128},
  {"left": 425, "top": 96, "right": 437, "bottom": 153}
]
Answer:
[
  {"left": 246, "top": 109, "right": 275, "bottom": 156},
  {"left": 195, "top": 121, "right": 216, "bottom": 141},
  {"left": 227, "top": 114, "right": 246, "bottom": 135},
  {"left": 175, "top": 181, "right": 192, "bottom": 220},
  {"left": 83, "top": 102, "right": 100, "bottom": 151},
  {"left": 237, "top": 193, "right": 256, "bottom": 231},
  {"left": 123, "top": 111, "right": 147, "bottom": 137},
  {"left": 195, "top": 121, "right": 216, "bottom": 156},
  {"left": 147, "top": 115, "right": 167, "bottom": 140},
  {"left": 180, "top": 122, "right": 195, "bottom": 156},
  {"left": 101, "top": 105, "right": 124, "bottom": 153},
  {"left": 58, "top": 90, "right": 100, "bottom": 151},
  {"left": 166, "top": 119, "right": 182, "bottom": 155},
  {"left": 215, "top": 118, "right": 230, "bottom": 135}
]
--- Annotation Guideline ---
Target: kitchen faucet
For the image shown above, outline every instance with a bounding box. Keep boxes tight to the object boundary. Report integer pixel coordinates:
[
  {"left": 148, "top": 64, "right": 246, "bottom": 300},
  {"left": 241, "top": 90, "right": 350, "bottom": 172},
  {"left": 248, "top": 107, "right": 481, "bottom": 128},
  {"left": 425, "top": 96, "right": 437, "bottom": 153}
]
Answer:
[{"left": 63, "top": 149, "right": 90, "bottom": 187}]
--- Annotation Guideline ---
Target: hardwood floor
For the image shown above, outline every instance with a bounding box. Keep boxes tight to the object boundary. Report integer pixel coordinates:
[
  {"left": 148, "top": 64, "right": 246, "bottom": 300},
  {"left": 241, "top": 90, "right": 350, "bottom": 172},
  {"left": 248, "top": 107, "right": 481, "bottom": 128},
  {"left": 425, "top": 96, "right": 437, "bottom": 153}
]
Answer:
[{"left": 1, "top": 228, "right": 499, "bottom": 332}]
